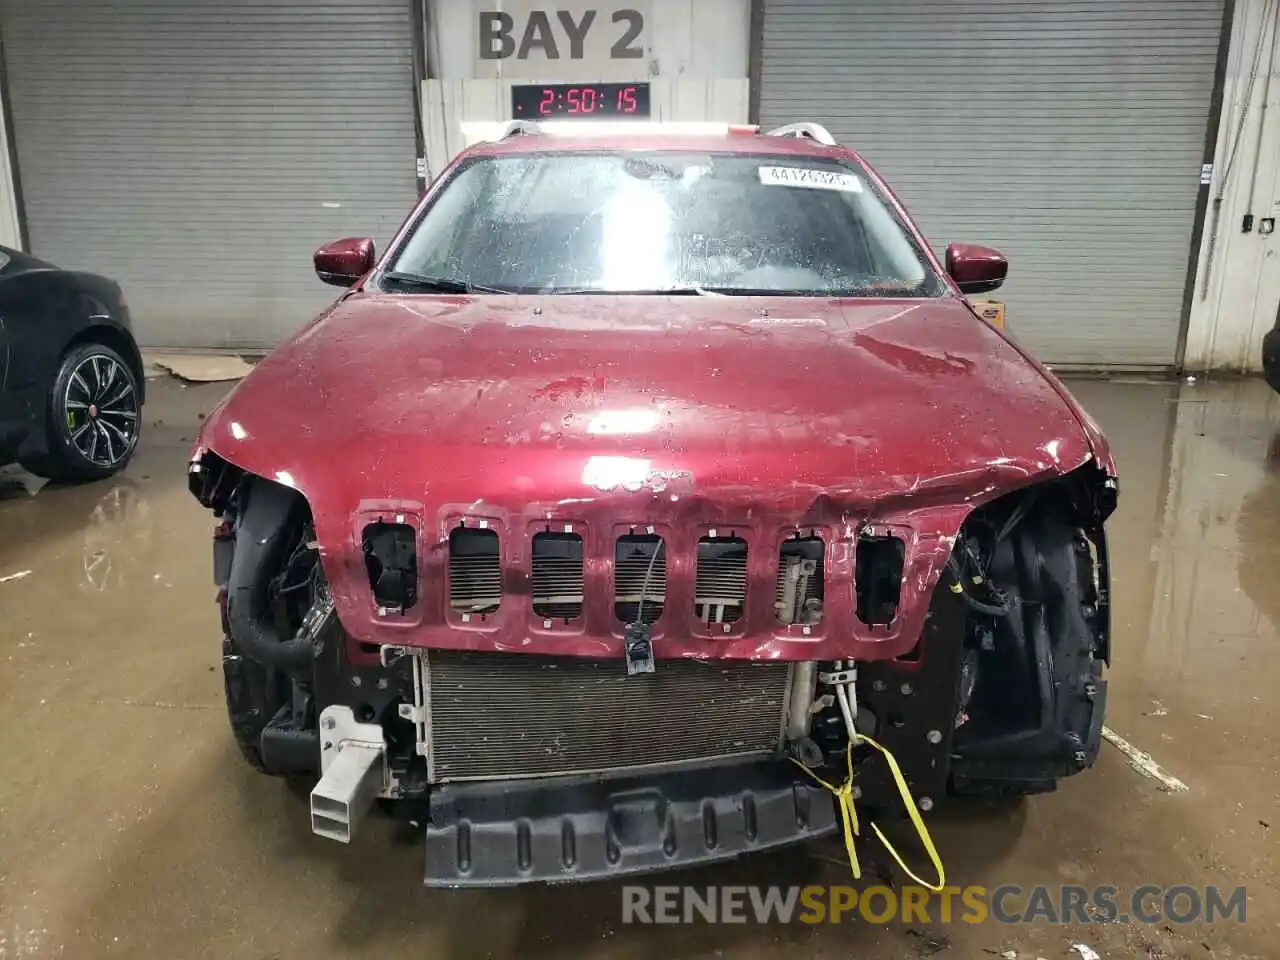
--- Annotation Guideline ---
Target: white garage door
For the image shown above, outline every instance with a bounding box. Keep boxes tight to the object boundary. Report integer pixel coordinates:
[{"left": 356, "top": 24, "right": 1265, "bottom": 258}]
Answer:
[
  {"left": 758, "top": 0, "right": 1226, "bottom": 368},
  {"left": 1, "top": 0, "right": 418, "bottom": 348}
]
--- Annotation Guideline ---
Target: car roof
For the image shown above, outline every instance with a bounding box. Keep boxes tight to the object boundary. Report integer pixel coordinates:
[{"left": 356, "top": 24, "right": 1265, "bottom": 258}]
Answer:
[
  {"left": 0, "top": 244, "right": 58, "bottom": 273},
  {"left": 464, "top": 130, "right": 863, "bottom": 163}
]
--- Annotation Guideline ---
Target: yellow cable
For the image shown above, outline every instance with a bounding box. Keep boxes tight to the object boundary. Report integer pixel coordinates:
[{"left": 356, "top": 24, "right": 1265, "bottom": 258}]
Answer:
[
  {"left": 792, "top": 731, "right": 947, "bottom": 893},
  {"left": 793, "top": 733, "right": 863, "bottom": 879}
]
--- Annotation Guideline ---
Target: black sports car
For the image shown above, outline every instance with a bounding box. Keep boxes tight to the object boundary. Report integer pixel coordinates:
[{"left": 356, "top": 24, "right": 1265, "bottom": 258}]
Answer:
[{"left": 0, "top": 245, "right": 144, "bottom": 481}]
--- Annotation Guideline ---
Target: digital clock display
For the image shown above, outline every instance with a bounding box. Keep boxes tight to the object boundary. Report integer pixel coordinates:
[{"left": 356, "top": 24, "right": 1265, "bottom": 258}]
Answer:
[{"left": 511, "top": 82, "right": 651, "bottom": 120}]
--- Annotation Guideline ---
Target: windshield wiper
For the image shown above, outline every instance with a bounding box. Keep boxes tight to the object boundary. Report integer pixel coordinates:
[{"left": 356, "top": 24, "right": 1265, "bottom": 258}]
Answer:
[
  {"left": 554, "top": 285, "right": 732, "bottom": 297},
  {"left": 381, "top": 272, "right": 512, "bottom": 294}
]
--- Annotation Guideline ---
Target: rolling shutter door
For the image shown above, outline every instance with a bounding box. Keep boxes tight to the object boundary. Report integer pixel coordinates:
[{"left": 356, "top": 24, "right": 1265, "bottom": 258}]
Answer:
[
  {"left": 1, "top": 0, "right": 417, "bottom": 348},
  {"left": 758, "top": 0, "right": 1225, "bottom": 369}
]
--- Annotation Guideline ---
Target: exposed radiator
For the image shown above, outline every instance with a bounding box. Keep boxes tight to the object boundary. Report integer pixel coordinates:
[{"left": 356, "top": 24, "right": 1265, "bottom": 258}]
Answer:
[
  {"left": 531, "top": 531, "right": 584, "bottom": 621},
  {"left": 448, "top": 527, "right": 502, "bottom": 614},
  {"left": 424, "top": 651, "right": 791, "bottom": 782},
  {"left": 695, "top": 536, "right": 748, "bottom": 624},
  {"left": 614, "top": 533, "right": 666, "bottom": 625}
]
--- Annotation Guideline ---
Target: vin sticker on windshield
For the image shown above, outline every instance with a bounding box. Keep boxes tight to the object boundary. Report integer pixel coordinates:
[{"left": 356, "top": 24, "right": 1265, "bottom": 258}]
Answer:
[{"left": 758, "top": 166, "right": 863, "bottom": 193}]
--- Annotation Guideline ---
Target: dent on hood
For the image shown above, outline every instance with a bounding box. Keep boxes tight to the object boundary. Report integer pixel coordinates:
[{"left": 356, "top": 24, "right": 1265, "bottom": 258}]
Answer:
[
  {"left": 189, "top": 292, "right": 1113, "bottom": 663},
  {"left": 191, "top": 419, "right": 1102, "bottom": 667}
]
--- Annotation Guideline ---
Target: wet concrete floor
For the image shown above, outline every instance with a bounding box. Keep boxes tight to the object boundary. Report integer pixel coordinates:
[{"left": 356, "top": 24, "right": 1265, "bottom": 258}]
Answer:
[{"left": 1, "top": 376, "right": 1278, "bottom": 959}]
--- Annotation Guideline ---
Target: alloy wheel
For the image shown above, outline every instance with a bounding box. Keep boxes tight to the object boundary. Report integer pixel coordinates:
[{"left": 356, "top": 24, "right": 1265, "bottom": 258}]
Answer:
[{"left": 64, "top": 354, "right": 139, "bottom": 468}]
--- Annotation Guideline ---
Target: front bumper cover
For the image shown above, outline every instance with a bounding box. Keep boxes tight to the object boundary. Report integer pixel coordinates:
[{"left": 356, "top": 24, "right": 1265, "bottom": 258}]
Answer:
[{"left": 423, "top": 761, "right": 838, "bottom": 887}]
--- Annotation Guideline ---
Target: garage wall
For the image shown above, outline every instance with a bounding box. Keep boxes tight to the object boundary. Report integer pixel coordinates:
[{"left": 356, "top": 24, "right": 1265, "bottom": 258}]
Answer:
[
  {"left": 757, "top": 0, "right": 1226, "bottom": 370},
  {"left": 0, "top": 0, "right": 418, "bottom": 349},
  {"left": 1185, "top": 0, "right": 1280, "bottom": 372},
  {"left": 423, "top": 0, "right": 751, "bottom": 176},
  {"left": 423, "top": 78, "right": 750, "bottom": 176},
  {"left": 428, "top": 0, "right": 751, "bottom": 82}
]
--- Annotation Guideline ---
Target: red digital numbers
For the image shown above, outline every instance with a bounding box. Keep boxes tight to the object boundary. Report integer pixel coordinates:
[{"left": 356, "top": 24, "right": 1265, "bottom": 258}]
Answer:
[
  {"left": 526, "top": 83, "right": 641, "bottom": 117},
  {"left": 565, "top": 87, "right": 603, "bottom": 114}
]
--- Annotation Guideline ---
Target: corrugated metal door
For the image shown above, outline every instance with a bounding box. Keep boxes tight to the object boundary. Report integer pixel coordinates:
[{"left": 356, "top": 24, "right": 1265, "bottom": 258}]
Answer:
[
  {"left": 758, "top": 0, "right": 1225, "bottom": 368},
  {"left": 1, "top": 0, "right": 417, "bottom": 348}
]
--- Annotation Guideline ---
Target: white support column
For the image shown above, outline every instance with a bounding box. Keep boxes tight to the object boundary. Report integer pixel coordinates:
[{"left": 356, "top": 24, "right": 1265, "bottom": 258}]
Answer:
[
  {"left": 1186, "top": 0, "right": 1280, "bottom": 372},
  {"left": 0, "top": 62, "right": 23, "bottom": 249}
]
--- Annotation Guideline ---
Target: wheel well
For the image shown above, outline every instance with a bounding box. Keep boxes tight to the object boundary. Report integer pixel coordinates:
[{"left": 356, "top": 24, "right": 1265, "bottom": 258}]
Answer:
[{"left": 64, "top": 323, "right": 146, "bottom": 405}]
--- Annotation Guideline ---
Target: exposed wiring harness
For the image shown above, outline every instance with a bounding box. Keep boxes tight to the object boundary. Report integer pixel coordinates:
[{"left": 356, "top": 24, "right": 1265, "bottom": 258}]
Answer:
[
  {"left": 945, "top": 490, "right": 1040, "bottom": 617},
  {"left": 946, "top": 555, "right": 1013, "bottom": 617},
  {"left": 272, "top": 527, "right": 320, "bottom": 596}
]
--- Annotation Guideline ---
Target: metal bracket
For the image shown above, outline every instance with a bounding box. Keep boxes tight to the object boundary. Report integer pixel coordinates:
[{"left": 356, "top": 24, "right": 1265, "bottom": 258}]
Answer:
[
  {"left": 311, "top": 705, "right": 388, "bottom": 843},
  {"left": 818, "top": 668, "right": 857, "bottom": 685},
  {"left": 318, "top": 705, "right": 384, "bottom": 774},
  {"left": 624, "top": 622, "right": 656, "bottom": 675},
  {"left": 397, "top": 702, "right": 426, "bottom": 725},
  {"left": 399, "top": 651, "right": 432, "bottom": 759}
]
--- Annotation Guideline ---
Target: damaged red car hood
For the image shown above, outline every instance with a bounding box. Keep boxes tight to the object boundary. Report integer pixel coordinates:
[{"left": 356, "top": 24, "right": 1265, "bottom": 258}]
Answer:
[{"left": 196, "top": 292, "right": 1110, "bottom": 661}]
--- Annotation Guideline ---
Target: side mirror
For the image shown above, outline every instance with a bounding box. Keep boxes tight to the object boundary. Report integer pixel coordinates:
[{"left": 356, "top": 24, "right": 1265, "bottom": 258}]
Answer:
[
  {"left": 945, "top": 243, "right": 1007, "bottom": 295},
  {"left": 314, "top": 237, "right": 375, "bottom": 287}
]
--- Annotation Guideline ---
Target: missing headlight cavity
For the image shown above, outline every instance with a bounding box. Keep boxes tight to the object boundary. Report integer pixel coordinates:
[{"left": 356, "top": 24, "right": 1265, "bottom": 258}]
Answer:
[
  {"left": 362, "top": 521, "right": 417, "bottom": 612},
  {"left": 449, "top": 525, "right": 502, "bottom": 616},
  {"left": 615, "top": 532, "right": 666, "bottom": 625},
  {"left": 855, "top": 531, "right": 905, "bottom": 626},
  {"left": 775, "top": 533, "right": 824, "bottom": 626},
  {"left": 532, "top": 530, "right": 584, "bottom": 621},
  {"left": 695, "top": 535, "right": 747, "bottom": 624},
  {"left": 947, "top": 472, "right": 1110, "bottom": 779}
]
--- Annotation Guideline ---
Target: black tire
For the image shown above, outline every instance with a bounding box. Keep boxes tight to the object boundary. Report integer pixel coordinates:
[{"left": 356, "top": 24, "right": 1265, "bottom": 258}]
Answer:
[{"left": 24, "top": 341, "right": 141, "bottom": 482}]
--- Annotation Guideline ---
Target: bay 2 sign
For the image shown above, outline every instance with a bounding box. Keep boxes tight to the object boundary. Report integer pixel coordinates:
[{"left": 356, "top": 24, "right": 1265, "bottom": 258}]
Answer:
[{"left": 480, "top": 6, "right": 646, "bottom": 62}]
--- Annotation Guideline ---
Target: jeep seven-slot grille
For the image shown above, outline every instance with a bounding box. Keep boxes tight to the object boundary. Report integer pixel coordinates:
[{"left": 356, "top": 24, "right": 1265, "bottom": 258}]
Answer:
[
  {"left": 695, "top": 535, "right": 748, "bottom": 624},
  {"left": 445, "top": 528, "right": 829, "bottom": 626},
  {"left": 531, "top": 531, "right": 584, "bottom": 621},
  {"left": 614, "top": 533, "right": 666, "bottom": 625},
  {"left": 426, "top": 650, "right": 791, "bottom": 781},
  {"left": 448, "top": 527, "right": 502, "bottom": 615}
]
